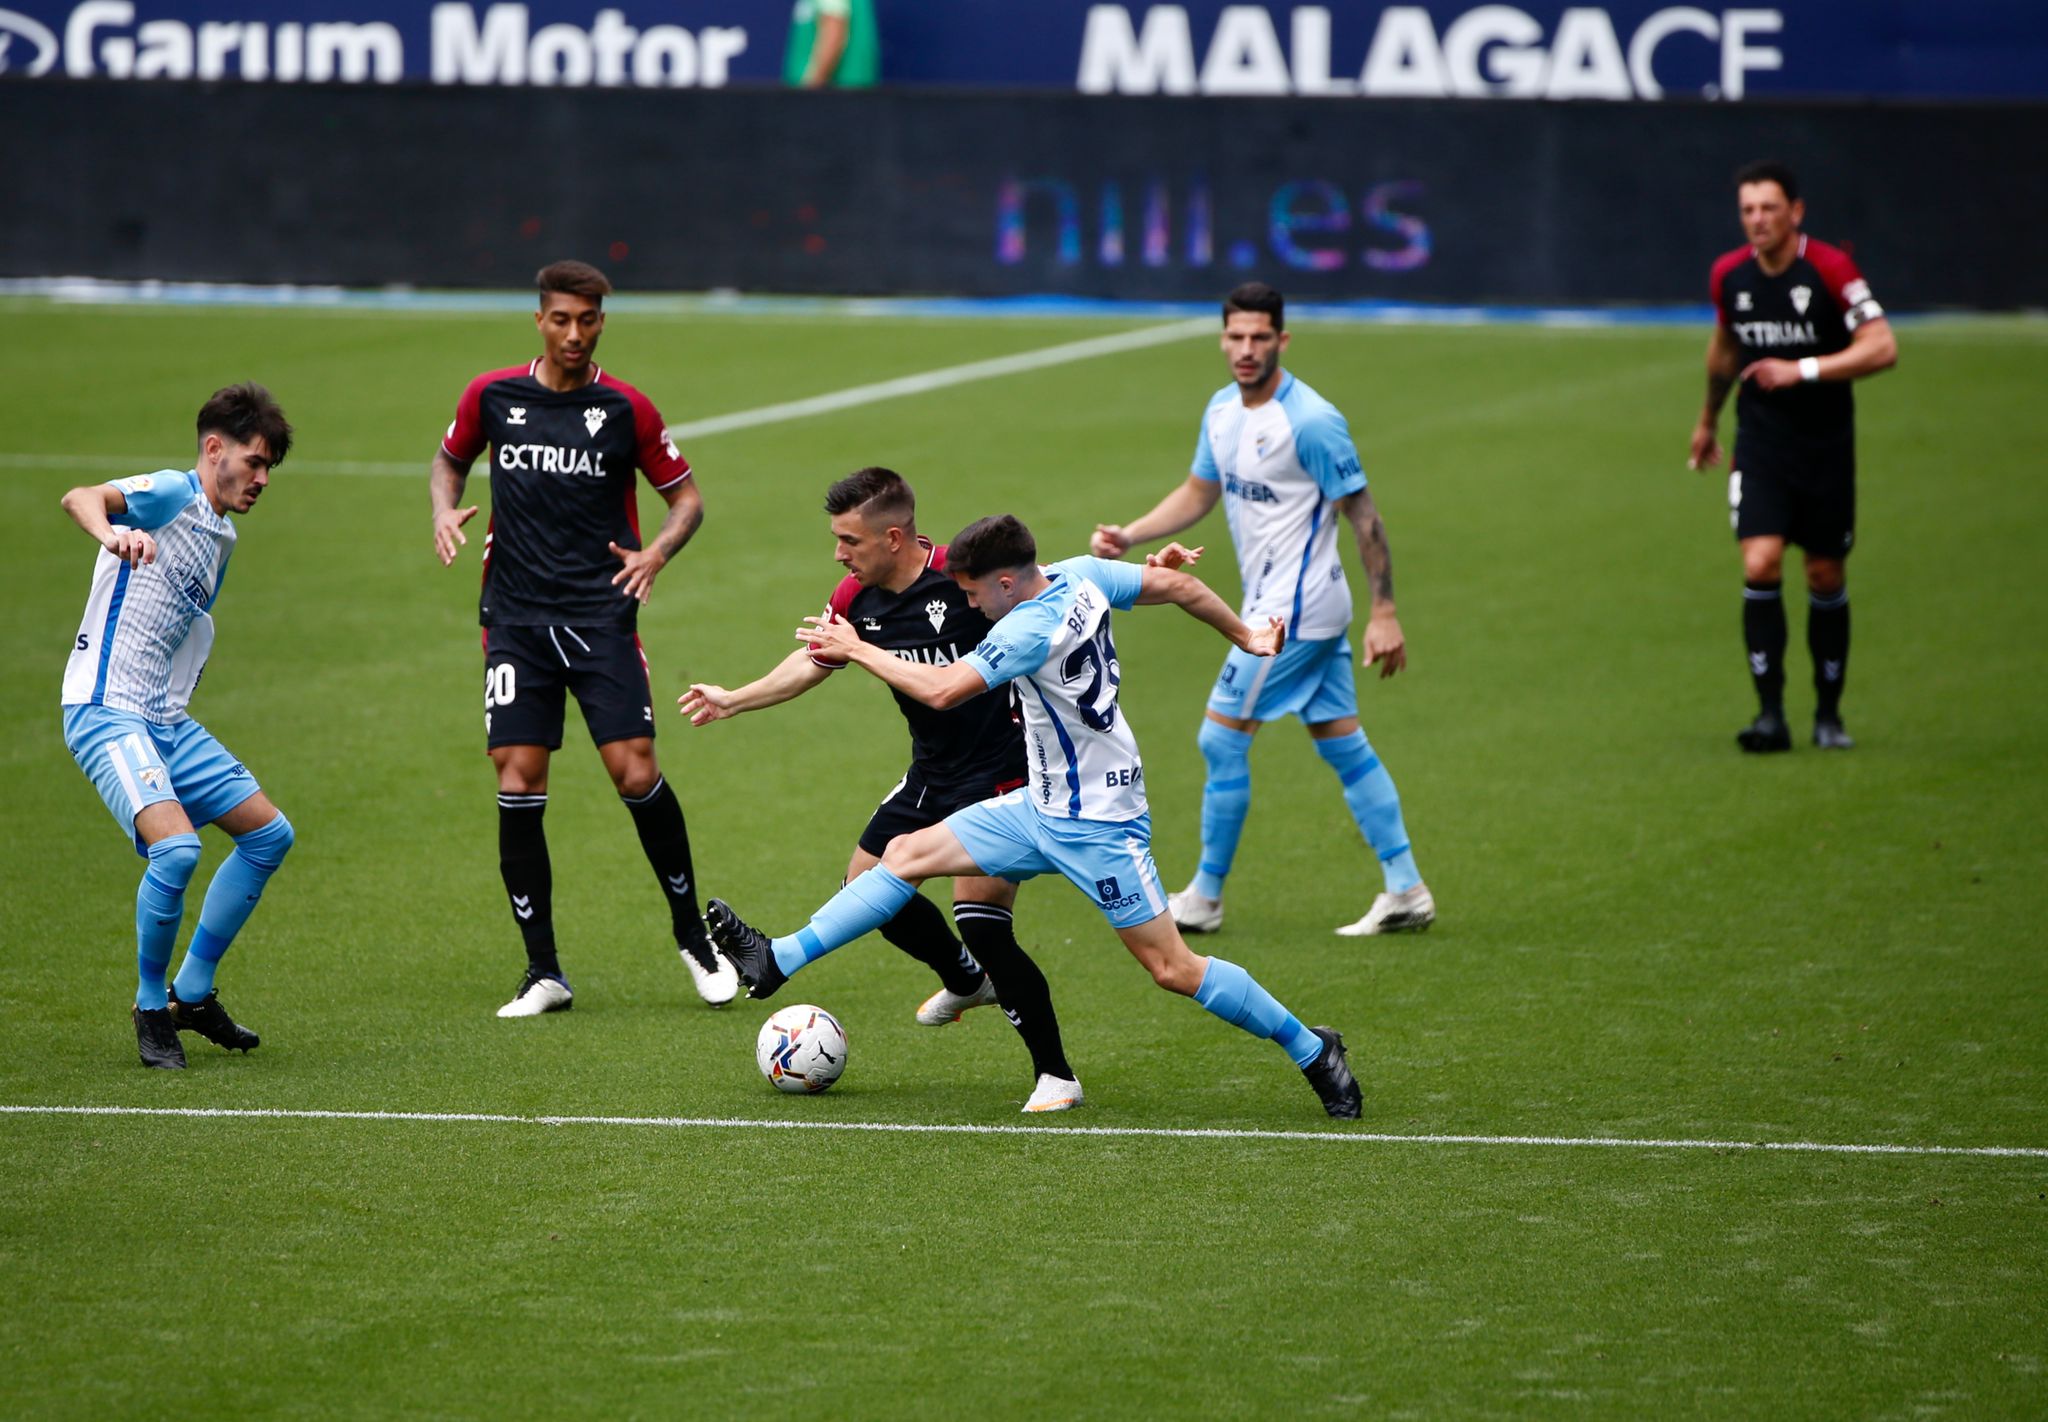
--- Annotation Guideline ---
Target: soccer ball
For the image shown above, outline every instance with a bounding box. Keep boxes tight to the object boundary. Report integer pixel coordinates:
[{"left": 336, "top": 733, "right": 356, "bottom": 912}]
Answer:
[{"left": 755, "top": 1005, "right": 848, "bottom": 1094}]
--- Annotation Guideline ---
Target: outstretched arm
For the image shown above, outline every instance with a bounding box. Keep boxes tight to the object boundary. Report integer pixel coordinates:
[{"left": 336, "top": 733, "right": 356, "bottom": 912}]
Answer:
[
  {"left": 1340, "top": 488, "right": 1406, "bottom": 678},
  {"left": 797, "top": 614, "right": 991, "bottom": 709},
  {"left": 430, "top": 449, "right": 480, "bottom": 566},
  {"left": 61, "top": 484, "right": 155, "bottom": 567},
  {"left": 1091, "top": 476, "right": 1222, "bottom": 557},
  {"left": 1135, "top": 565, "right": 1284, "bottom": 656},
  {"left": 681, "top": 647, "right": 832, "bottom": 725}
]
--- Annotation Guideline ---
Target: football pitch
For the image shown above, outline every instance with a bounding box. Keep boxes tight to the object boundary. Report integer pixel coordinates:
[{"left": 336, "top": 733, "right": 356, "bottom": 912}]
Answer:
[{"left": 2, "top": 295, "right": 2044, "bottom": 1417}]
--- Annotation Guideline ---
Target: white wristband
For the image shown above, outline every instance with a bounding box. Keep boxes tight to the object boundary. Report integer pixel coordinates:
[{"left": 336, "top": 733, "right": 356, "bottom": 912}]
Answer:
[{"left": 1797, "top": 357, "right": 1821, "bottom": 383}]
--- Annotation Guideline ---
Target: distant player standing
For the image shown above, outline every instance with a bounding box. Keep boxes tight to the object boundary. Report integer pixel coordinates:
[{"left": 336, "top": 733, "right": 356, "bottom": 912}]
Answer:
[
  {"left": 431, "top": 260, "right": 738, "bottom": 1016},
  {"left": 1689, "top": 161, "right": 1897, "bottom": 751},
  {"left": 1092, "top": 282, "right": 1431, "bottom": 938},
  {"left": 706, "top": 515, "right": 1363, "bottom": 1120},
  {"left": 681, "top": 468, "right": 1081, "bottom": 1110},
  {"left": 60, "top": 383, "right": 297, "bottom": 1069}
]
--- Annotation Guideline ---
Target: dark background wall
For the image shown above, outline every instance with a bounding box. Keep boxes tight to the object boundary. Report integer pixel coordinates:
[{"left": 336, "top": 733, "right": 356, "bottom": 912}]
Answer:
[{"left": 5, "top": 79, "right": 2045, "bottom": 307}]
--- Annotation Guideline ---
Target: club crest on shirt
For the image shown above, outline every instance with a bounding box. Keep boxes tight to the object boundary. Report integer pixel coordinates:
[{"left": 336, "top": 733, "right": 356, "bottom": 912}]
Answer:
[
  {"left": 507, "top": 407, "right": 527, "bottom": 425},
  {"left": 925, "top": 599, "right": 948, "bottom": 633},
  {"left": 1790, "top": 285, "right": 1812, "bottom": 315},
  {"left": 1735, "top": 291, "right": 1753, "bottom": 312},
  {"left": 583, "top": 406, "right": 608, "bottom": 438},
  {"left": 139, "top": 766, "right": 167, "bottom": 792}
]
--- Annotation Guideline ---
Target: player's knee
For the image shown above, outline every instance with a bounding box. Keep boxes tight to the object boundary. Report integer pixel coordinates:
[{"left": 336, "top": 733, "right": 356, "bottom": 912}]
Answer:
[
  {"left": 147, "top": 834, "right": 203, "bottom": 887},
  {"left": 1742, "top": 547, "right": 1783, "bottom": 582},
  {"left": 237, "top": 813, "right": 295, "bottom": 871},
  {"left": 878, "top": 834, "right": 929, "bottom": 880},
  {"left": 1197, "top": 716, "right": 1251, "bottom": 766},
  {"left": 1146, "top": 946, "right": 1206, "bottom": 996},
  {"left": 1806, "top": 563, "right": 1846, "bottom": 596}
]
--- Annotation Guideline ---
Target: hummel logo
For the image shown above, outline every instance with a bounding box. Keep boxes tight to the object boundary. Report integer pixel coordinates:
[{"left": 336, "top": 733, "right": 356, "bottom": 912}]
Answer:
[
  {"left": 925, "top": 599, "right": 948, "bottom": 633},
  {"left": 1790, "top": 285, "right": 1812, "bottom": 316},
  {"left": 507, "top": 407, "right": 527, "bottom": 425},
  {"left": 863, "top": 618, "right": 883, "bottom": 632},
  {"left": 513, "top": 894, "right": 534, "bottom": 920},
  {"left": 1004, "top": 1007, "right": 1023, "bottom": 1027},
  {"left": 666, "top": 872, "right": 690, "bottom": 896},
  {"left": 1749, "top": 652, "right": 1769, "bottom": 676},
  {"left": 583, "top": 407, "right": 608, "bottom": 438},
  {"left": 1823, "top": 660, "right": 1843, "bottom": 682}
]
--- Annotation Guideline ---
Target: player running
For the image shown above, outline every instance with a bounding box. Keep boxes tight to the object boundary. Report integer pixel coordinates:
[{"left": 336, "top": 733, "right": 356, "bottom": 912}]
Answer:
[
  {"left": 680, "top": 468, "right": 1081, "bottom": 1111},
  {"left": 1688, "top": 161, "right": 1897, "bottom": 752},
  {"left": 1091, "top": 282, "right": 1431, "bottom": 939},
  {"left": 60, "top": 383, "right": 298, "bottom": 1069},
  {"left": 706, "top": 515, "right": 1362, "bottom": 1120},
  {"left": 430, "top": 259, "right": 738, "bottom": 1017}
]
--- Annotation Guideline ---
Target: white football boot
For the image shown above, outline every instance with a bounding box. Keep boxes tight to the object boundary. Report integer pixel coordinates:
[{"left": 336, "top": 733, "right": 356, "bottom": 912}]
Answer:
[
  {"left": 916, "top": 976, "right": 1000, "bottom": 1026},
  {"left": 1335, "top": 883, "right": 1436, "bottom": 937},
  {"left": 497, "top": 972, "right": 574, "bottom": 1018},
  {"left": 1022, "top": 1074, "right": 1085, "bottom": 1113},
  {"left": 680, "top": 941, "right": 740, "bottom": 1007},
  {"left": 1167, "top": 884, "right": 1224, "bottom": 934}
]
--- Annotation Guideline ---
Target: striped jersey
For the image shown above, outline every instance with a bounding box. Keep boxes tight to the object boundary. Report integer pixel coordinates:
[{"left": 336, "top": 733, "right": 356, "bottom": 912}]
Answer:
[
  {"left": 965, "top": 556, "right": 1147, "bottom": 823},
  {"left": 1191, "top": 371, "right": 1368, "bottom": 642},
  {"left": 62, "top": 469, "right": 235, "bottom": 723}
]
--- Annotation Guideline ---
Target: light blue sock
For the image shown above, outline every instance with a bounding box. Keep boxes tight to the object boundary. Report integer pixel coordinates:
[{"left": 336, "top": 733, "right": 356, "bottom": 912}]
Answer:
[
  {"left": 770, "top": 867, "right": 919, "bottom": 978},
  {"left": 1193, "top": 719, "right": 1255, "bottom": 898},
  {"left": 1314, "top": 730, "right": 1422, "bottom": 894},
  {"left": 135, "top": 834, "right": 202, "bottom": 1010},
  {"left": 1193, "top": 956, "right": 1322, "bottom": 1068},
  {"left": 174, "top": 814, "right": 293, "bottom": 1002}
]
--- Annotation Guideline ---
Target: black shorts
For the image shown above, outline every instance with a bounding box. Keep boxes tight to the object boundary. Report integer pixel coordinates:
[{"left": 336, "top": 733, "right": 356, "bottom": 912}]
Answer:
[
  {"left": 1729, "top": 438, "right": 1856, "bottom": 559},
  {"left": 483, "top": 623, "right": 655, "bottom": 751},
  {"left": 857, "top": 763, "right": 1026, "bottom": 858}
]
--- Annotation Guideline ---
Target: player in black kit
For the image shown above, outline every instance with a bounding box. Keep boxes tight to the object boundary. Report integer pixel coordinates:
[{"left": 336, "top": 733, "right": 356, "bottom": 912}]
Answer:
[
  {"left": 430, "top": 259, "right": 738, "bottom": 1016},
  {"left": 1688, "top": 161, "right": 1898, "bottom": 752},
  {"left": 680, "top": 468, "right": 1082, "bottom": 1112}
]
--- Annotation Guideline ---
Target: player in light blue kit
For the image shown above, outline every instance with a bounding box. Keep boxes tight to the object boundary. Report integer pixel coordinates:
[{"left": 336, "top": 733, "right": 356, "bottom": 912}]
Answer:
[
  {"left": 706, "top": 515, "right": 1362, "bottom": 1119},
  {"left": 59, "top": 384, "right": 298, "bottom": 1069},
  {"left": 1092, "top": 282, "right": 1434, "bottom": 938}
]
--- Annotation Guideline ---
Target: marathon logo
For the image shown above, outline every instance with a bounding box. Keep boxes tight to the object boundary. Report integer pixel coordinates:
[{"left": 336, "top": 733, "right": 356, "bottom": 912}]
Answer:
[
  {"left": 496, "top": 444, "right": 606, "bottom": 477},
  {"left": 1731, "top": 320, "right": 1818, "bottom": 347},
  {"left": 1224, "top": 472, "right": 1278, "bottom": 503}
]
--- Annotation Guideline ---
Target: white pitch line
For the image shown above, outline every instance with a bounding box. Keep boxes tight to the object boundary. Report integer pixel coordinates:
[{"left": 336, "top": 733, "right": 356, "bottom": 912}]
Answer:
[
  {"left": 3, "top": 1105, "right": 2042, "bottom": 1159},
  {"left": 0, "top": 318, "right": 1211, "bottom": 481}
]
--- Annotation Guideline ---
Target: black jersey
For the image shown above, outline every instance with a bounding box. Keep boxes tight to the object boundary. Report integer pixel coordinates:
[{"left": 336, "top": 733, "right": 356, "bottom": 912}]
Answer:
[
  {"left": 1712, "top": 235, "right": 1885, "bottom": 453},
  {"left": 443, "top": 360, "right": 692, "bottom": 629},
  {"left": 812, "top": 542, "right": 1026, "bottom": 793}
]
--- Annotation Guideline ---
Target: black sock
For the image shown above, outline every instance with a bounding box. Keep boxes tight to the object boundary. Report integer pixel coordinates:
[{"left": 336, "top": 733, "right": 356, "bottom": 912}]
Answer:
[
  {"left": 1743, "top": 579, "right": 1787, "bottom": 718},
  {"left": 878, "top": 890, "right": 984, "bottom": 996},
  {"left": 1808, "top": 587, "right": 1850, "bottom": 721},
  {"left": 622, "top": 776, "right": 710, "bottom": 955},
  {"left": 498, "top": 792, "right": 559, "bottom": 978},
  {"left": 955, "top": 903, "right": 1074, "bottom": 1082}
]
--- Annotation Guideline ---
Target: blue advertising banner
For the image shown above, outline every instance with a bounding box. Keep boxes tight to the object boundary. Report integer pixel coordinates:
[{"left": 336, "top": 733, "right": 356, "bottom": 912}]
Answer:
[{"left": 1, "top": 0, "right": 2043, "bottom": 97}]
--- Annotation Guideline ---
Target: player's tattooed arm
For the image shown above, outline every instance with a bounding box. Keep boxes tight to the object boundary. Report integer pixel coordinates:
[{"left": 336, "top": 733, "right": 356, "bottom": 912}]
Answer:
[
  {"left": 1342, "top": 489, "right": 1407, "bottom": 679},
  {"left": 1091, "top": 476, "right": 1221, "bottom": 558},
  {"left": 612, "top": 478, "right": 704, "bottom": 603},
  {"left": 61, "top": 484, "right": 155, "bottom": 567},
  {"left": 430, "top": 449, "right": 480, "bottom": 566},
  {"left": 1690, "top": 325, "right": 1742, "bottom": 471}
]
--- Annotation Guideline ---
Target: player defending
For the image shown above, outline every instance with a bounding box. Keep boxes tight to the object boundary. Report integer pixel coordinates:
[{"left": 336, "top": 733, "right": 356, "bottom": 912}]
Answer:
[
  {"left": 680, "top": 470, "right": 1081, "bottom": 1110},
  {"left": 706, "top": 516, "right": 1362, "bottom": 1120},
  {"left": 1689, "top": 161, "right": 1897, "bottom": 752},
  {"left": 1091, "top": 282, "right": 1430, "bottom": 938},
  {"left": 431, "top": 259, "right": 738, "bottom": 1016},
  {"left": 61, "top": 384, "right": 297, "bottom": 1069}
]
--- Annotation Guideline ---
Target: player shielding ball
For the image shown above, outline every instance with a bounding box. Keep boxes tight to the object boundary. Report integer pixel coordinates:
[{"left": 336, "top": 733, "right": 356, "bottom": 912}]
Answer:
[
  {"left": 680, "top": 469, "right": 1082, "bottom": 1111},
  {"left": 1092, "top": 282, "right": 1431, "bottom": 938},
  {"left": 60, "top": 384, "right": 298, "bottom": 1068},
  {"left": 706, "top": 515, "right": 1363, "bottom": 1120},
  {"left": 1688, "top": 161, "right": 1898, "bottom": 752},
  {"left": 431, "top": 260, "right": 738, "bottom": 1016}
]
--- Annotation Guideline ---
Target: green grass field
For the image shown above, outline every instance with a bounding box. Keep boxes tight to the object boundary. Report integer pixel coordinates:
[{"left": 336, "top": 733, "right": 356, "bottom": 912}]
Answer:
[{"left": 2, "top": 296, "right": 2044, "bottom": 1418}]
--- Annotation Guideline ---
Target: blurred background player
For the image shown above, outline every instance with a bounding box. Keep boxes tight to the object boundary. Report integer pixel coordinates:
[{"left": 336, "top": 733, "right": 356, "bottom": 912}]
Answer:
[
  {"left": 60, "top": 383, "right": 298, "bottom": 1069},
  {"left": 706, "top": 515, "right": 1362, "bottom": 1120},
  {"left": 783, "top": 0, "right": 878, "bottom": 88},
  {"left": 681, "top": 468, "right": 1079, "bottom": 1106},
  {"left": 1091, "top": 282, "right": 1431, "bottom": 938},
  {"left": 1689, "top": 160, "right": 1898, "bottom": 752},
  {"left": 430, "top": 260, "right": 738, "bottom": 1016}
]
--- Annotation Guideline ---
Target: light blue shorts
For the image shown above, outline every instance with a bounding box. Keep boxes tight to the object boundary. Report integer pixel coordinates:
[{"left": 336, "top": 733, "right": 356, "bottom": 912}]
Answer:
[
  {"left": 1205, "top": 634, "right": 1357, "bottom": 725},
  {"left": 63, "top": 705, "right": 261, "bottom": 856},
  {"left": 946, "top": 790, "right": 1167, "bottom": 929}
]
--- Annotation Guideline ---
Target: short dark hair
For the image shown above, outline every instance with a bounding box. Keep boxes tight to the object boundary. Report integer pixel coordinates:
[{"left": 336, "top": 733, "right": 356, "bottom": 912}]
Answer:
[
  {"left": 536, "top": 259, "right": 612, "bottom": 303},
  {"left": 947, "top": 515, "right": 1037, "bottom": 578},
  {"left": 1734, "top": 160, "right": 1800, "bottom": 203},
  {"left": 196, "top": 382, "right": 292, "bottom": 465},
  {"left": 823, "top": 467, "right": 916, "bottom": 530},
  {"left": 1223, "top": 281, "right": 1284, "bottom": 331}
]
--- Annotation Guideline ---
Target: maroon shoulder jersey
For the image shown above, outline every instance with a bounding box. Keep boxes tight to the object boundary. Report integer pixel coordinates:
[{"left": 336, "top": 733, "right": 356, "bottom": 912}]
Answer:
[
  {"left": 443, "top": 360, "right": 691, "bottom": 629},
  {"left": 811, "top": 541, "right": 1026, "bottom": 793},
  {"left": 1712, "top": 235, "right": 1885, "bottom": 447}
]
